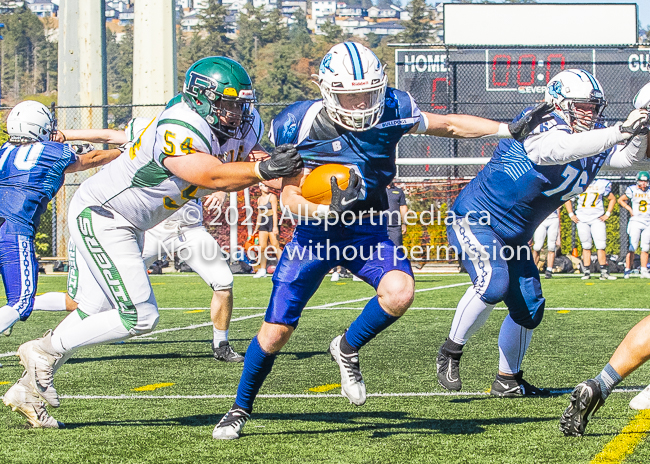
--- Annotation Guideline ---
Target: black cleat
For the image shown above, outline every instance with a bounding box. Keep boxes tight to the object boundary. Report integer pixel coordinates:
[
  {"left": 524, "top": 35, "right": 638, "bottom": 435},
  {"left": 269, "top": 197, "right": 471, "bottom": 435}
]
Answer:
[
  {"left": 545, "top": 269, "right": 553, "bottom": 279},
  {"left": 490, "top": 371, "right": 550, "bottom": 397},
  {"left": 560, "top": 379, "right": 605, "bottom": 437},
  {"left": 436, "top": 340, "right": 463, "bottom": 391},
  {"left": 212, "top": 341, "right": 244, "bottom": 363}
]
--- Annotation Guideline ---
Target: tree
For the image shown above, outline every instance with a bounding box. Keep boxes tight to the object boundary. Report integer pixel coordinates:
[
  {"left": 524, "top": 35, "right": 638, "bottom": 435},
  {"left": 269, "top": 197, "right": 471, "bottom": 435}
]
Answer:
[
  {"left": 196, "top": 0, "right": 233, "bottom": 56},
  {"left": 319, "top": 20, "right": 344, "bottom": 44},
  {"left": 288, "top": 8, "right": 312, "bottom": 53},
  {"left": 398, "top": 0, "right": 432, "bottom": 44}
]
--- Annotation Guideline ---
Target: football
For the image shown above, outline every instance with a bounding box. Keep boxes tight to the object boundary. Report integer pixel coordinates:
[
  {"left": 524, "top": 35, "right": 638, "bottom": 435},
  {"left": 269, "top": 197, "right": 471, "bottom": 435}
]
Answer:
[{"left": 301, "top": 164, "right": 350, "bottom": 204}]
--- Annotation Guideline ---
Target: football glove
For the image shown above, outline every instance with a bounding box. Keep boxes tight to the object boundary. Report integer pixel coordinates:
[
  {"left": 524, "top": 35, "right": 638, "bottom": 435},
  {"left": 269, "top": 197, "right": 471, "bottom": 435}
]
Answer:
[
  {"left": 67, "top": 142, "right": 95, "bottom": 155},
  {"left": 330, "top": 169, "right": 362, "bottom": 214},
  {"left": 258, "top": 144, "right": 303, "bottom": 180},
  {"left": 508, "top": 102, "right": 555, "bottom": 142},
  {"left": 620, "top": 108, "right": 650, "bottom": 136}
]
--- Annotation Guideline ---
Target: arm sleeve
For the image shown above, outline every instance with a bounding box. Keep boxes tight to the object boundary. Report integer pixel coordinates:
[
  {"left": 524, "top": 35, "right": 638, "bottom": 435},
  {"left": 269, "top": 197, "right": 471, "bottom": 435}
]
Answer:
[
  {"left": 523, "top": 125, "right": 628, "bottom": 165},
  {"left": 604, "top": 134, "right": 649, "bottom": 169}
]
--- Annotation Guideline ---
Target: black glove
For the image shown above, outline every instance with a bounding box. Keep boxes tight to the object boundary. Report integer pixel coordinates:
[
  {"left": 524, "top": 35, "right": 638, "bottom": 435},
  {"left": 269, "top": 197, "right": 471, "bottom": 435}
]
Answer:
[
  {"left": 258, "top": 144, "right": 304, "bottom": 180},
  {"left": 508, "top": 102, "right": 555, "bottom": 142},
  {"left": 68, "top": 142, "right": 95, "bottom": 155},
  {"left": 330, "top": 169, "right": 362, "bottom": 214}
]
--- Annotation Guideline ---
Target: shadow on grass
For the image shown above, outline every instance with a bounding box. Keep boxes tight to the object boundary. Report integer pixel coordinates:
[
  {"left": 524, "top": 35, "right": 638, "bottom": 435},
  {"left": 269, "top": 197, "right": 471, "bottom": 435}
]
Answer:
[{"left": 62, "top": 411, "right": 556, "bottom": 437}]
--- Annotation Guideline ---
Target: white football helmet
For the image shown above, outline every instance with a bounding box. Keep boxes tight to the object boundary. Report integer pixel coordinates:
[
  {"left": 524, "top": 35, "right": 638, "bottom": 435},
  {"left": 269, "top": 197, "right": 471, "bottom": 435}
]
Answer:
[
  {"left": 633, "top": 82, "right": 650, "bottom": 110},
  {"left": 6, "top": 100, "right": 54, "bottom": 143},
  {"left": 125, "top": 117, "right": 151, "bottom": 141},
  {"left": 315, "top": 42, "right": 387, "bottom": 131},
  {"left": 544, "top": 69, "right": 607, "bottom": 132}
]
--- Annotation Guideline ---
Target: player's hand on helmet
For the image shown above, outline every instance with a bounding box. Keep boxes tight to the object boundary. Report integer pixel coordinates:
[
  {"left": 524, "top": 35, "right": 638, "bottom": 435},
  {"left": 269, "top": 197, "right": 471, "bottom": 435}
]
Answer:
[
  {"left": 330, "top": 169, "right": 362, "bottom": 214},
  {"left": 620, "top": 108, "right": 650, "bottom": 137},
  {"left": 68, "top": 142, "right": 95, "bottom": 155},
  {"left": 258, "top": 144, "right": 303, "bottom": 180},
  {"left": 508, "top": 101, "right": 554, "bottom": 142}
]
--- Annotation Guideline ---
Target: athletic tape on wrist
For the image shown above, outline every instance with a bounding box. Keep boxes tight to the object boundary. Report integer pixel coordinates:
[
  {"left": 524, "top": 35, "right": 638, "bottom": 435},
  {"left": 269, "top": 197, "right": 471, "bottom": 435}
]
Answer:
[
  {"left": 254, "top": 161, "right": 265, "bottom": 181},
  {"left": 496, "top": 123, "right": 511, "bottom": 138}
]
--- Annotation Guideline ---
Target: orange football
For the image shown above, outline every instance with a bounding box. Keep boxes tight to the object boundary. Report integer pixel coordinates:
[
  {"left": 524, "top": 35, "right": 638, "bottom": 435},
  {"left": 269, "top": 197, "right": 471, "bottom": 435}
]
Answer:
[{"left": 301, "top": 164, "right": 351, "bottom": 205}]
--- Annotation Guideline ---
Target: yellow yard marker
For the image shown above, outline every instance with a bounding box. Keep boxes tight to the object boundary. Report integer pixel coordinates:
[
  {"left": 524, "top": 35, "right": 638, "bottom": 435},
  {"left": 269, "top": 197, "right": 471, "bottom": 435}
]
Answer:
[
  {"left": 336, "top": 283, "right": 346, "bottom": 286},
  {"left": 557, "top": 310, "right": 571, "bottom": 314},
  {"left": 586, "top": 283, "right": 595, "bottom": 286},
  {"left": 590, "top": 409, "right": 650, "bottom": 464},
  {"left": 184, "top": 310, "right": 205, "bottom": 314},
  {"left": 309, "top": 383, "right": 340, "bottom": 393},
  {"left": 151, "top": 283, "right": 165, "bottom": 286},
  {"left": 0, "top": 381, "right": 10, "bottom": 385},
  {"left": 132, "top": 382, "right": 175, "bottom": 392}
]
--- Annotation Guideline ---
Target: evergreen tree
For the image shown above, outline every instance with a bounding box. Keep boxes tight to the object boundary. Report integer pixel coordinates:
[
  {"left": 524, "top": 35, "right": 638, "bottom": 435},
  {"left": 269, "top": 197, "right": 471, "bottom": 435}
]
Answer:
[
  {"left": 288, "top": 8, "right": 312, "bottom": 53},
  {"left": 319, "top": 20, "right": 344, "bottom": 44},
  {"left": 399, "top": 0, "right": 432, "bottom": 44},
  {"left": 196, "top": 0, "right": 232, "bottom": 56}
]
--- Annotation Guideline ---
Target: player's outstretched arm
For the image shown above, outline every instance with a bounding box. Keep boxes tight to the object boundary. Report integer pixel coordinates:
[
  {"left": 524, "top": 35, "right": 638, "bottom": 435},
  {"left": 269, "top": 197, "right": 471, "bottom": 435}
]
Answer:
[
  {"left": 163, "top": 144, "right": 303, "bottom": 192},
  {"left": 54, "top": 129, "right": 128, "bottom": 145},
  {"left": 64, "top": 148, "right": 122, "bottom": 173},
  {"left": 411, "top": 112, "right": 503, "bottom": 139}
]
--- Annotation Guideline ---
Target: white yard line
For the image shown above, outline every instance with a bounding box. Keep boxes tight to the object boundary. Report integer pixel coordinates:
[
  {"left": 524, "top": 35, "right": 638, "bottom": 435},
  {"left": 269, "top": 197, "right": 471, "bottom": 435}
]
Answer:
[
  {"left": 131, "top": 312, "right": 266, "bottom": 339},
  {"left": 54, "top": 386, "right": 646, "bottom": 401}
]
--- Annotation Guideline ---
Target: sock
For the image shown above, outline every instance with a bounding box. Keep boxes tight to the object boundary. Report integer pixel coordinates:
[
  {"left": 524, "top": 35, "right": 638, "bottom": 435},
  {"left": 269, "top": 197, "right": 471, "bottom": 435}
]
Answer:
[
  {"left": 497, "top": 314, "right": 533, "bottom": 374},
  {"left": 0, "top": 306, "right": 20, "bottom": 334},
  {"left": 213, "top": 328, "right": 228, "bottom": 345},
  {"left": 449, "top": 287, "right": 495, "bottom": 345},
  {"left": 235, "top": 336, "right": 277, "bottom": 411},
  {"left": 33, "top": 292, "right": 67, "bottom": 311},
  {"left": 440, "top": 337, "right": 464, "bottom": 360},
  {"left": 596, "top": 363, "right": 622, "bottom": 400},
  {"left": 546, "top": 268, "right": 553, "bottom": 272},
  {"left": 54, "top": 308, "right": 85, "bottom": 334},
  {"left": 343, "top": 296, "right": 398, "bottom": 352},
  {"left": 50, "top": 309, "right": 131, "bottom": 354}
]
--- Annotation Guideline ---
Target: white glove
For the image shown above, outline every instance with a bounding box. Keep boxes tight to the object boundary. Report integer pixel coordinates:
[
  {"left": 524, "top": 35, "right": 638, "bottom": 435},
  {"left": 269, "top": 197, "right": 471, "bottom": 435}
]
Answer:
[
  {"left": 67, "top": 142, "right": 95, "bottom": 155},
  {"left": 620, "top": 108, "right": 650, "bottom": 137},
  {"left": 634, "top": 82, "right": 650, "bottom": 109}
]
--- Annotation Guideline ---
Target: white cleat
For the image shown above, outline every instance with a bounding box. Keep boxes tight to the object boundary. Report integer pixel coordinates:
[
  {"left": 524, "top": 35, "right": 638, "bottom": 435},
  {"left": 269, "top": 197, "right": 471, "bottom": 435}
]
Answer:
[
  {"left": 641, "top": 270, "right": 650, "bottom": 279},
  {"left": 3, "top": 376, "right": 64, "bottom": 428},
  {"left": 212, "top": 406, "right": 250, "bottom": 440},
  {"left": 17, "top": 334, "right": 61, "bottom": 408},
  {"left": 331, "top": 271, "right": 340, "bottom": 282},
  {"left": 253, "top": 269, "right": 267, "bottom": 279},
  {"left": 2, "top": 325, "right": 12, "bottom": 337},
  {"left": 630, "top": 384, "right": 650, "bottom": 410},
  {"left": 329, "top": 334, "right": 366, "bottom": 406}
]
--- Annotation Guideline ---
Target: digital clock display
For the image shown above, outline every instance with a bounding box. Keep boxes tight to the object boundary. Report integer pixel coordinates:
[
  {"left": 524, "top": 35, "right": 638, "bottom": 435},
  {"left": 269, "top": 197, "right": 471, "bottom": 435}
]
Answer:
[{"left": 395, "top": 47, "right": 650, "bottom": 178}]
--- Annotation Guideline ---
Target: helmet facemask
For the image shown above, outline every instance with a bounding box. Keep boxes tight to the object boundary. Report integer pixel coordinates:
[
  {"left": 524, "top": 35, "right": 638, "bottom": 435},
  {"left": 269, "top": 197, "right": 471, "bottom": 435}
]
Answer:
[
  {"left": 559, "top": 94, "right": 607, "bottom": 133},
  {"left": 202, "top": 88, "right": 256, "bottom": 140},
  {"left": 318, "top": 76, "right": 387, "bottom": 131}
]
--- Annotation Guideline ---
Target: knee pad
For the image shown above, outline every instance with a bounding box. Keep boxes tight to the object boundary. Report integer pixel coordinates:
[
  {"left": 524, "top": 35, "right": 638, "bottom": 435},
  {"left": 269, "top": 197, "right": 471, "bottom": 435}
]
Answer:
[
  {"left": 581, "top": 240, "right": 593, "bottom": 250},
  {"left": 511, "top": 297, "right": 545, "bottom": 330},
  {"left": 532, "top": 243, "right": 543, "bottom": 252},
  {"left": 478, "top": 267, "right": 509, "bottom": 305},
  {"left": 128, "top": 299, "right": 160, "bottom": 335}
]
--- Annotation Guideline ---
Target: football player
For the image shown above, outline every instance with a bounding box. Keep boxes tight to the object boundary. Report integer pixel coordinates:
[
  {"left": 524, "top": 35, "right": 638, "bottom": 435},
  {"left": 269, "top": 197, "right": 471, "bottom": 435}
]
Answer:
[
  {"left": 3, "top": 57, "right": 302, "bottom": 428},
  {"left": 618, "top": 171, "right": 650, "bottom": 278},
  {"left": 34, "top": 117, "right": 245, "bottom": 362},
  {"left": 212, "top": 42, "right": 552, "bottom": 440},
  {"left": 0, "top": 100, "right": 122, "bottom": 423},
  {"left": 436, "top": 69, "right": 649, "bottom": 400},
  {"left": 531, "top": 209, "right": 560, "bottom": 279},
  {"left": 564, "top": 178, "right": 617, "bottom": 280}
]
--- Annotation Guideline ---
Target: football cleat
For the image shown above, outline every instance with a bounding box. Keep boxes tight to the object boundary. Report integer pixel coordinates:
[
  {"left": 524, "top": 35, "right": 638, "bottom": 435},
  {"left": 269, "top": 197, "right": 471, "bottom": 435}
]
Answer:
[
  {"left": 641, "top": 269, "right": 650, "bottom": 279},
  {"left": 436, "top": 341, "right": 463, "bottom": 391},
  {"left": 253, "top": 269, "right": 267, "bottom": 279},
  {"left": 490, "top": 371, "right": 550, "bottom": 397},
  {"left": 17, "top": 333, "right": 61, "bottom": 408},
  {"left": 630, "top": 384, "right": 650, "bottom": 410},
  {"left": 2, "top": 325, "right": 12, "bottom": 337},
  {"left": 331, "top": 271, "right": 340, "bottom": 282},
  {"left": 599, "top": 270, "right": 617, "bottom": 281},
  {"left": 560, "top": 379, "right": 605, "bottom": 436},
  {"left": 212, "top": 405, "right": 251, "bottom": 440},
  {"left": 581, "top": 272, "right": 591, "bottom": 280},
  {"left": 3, "top": 375, "right": 64, "bottom": 428},
  {"left": 545, "top": 270, "right": 553, "bottom": 279},
  {"left": 212, "top": 341, "right": 244, "bottom": 363},
  {"left": 329, "top": 334, "right": 366, "bottom": 406},
  {"left": 624, "top": 270, "right": 632, "bottom": 279}
]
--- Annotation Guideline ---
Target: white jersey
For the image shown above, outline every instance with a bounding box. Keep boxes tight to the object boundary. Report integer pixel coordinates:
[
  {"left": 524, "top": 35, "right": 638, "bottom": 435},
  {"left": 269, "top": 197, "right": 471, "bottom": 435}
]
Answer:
[
  {"left": 626, "top": 184, "right": 650, "bottom": 226},
  {"left": 575, "top": 178, "right": 611, "bottom": 222},
  {"left": 73, "top": 96, "right": 263, "bottom": 231}
]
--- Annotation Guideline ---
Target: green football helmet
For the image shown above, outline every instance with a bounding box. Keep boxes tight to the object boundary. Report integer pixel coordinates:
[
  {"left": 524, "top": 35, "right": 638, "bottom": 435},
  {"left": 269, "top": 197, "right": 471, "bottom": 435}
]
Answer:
[
  {"left": 182, "top": 56, "right": 256, "bottom": 140},
  {"left": 638, "top": 171, "right": 650, "bottom": 182}
]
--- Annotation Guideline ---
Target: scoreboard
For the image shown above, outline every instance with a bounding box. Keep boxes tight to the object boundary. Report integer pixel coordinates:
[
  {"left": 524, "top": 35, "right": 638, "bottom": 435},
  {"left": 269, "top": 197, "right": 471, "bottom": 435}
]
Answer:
[{"left": 395, "top": 47, "right": 650, "bottom": 179}]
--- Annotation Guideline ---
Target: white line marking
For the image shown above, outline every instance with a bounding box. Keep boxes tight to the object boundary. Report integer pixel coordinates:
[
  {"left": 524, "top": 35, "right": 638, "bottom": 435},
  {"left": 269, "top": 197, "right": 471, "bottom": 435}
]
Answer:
[
  {"left": 306, "top": 282, "right": 472, "bottom": 309},
  {"left": 0, "top": 351, "right": 16, "bottom": 359},
  {"left": 131, "top": 312, "right": 265, "bottom": 339},
  {"left": 52, "top": 386, "right": 646, "bottom": 400}
]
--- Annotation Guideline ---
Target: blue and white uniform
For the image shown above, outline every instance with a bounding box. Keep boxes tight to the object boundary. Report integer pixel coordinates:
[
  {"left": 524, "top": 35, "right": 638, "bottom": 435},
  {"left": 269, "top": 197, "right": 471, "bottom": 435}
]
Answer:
[
  {"left": 0, "top": 141, "right": 76, "bottom": 321},
  {"left": 267, "top": 87, "right": 420, "bottom": 327}
]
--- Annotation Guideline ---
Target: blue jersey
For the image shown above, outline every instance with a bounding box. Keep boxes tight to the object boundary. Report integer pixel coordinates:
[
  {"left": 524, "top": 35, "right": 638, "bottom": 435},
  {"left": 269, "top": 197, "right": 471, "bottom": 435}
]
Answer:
[
  {"left": 452, "top": 111, "right": 611, "bottom": 244},
  {"left": 270, "top": 87, "right": 421, "bottom": 213},
  {"left": 0, "top": 141, "right": 76, "bottom": 236}
]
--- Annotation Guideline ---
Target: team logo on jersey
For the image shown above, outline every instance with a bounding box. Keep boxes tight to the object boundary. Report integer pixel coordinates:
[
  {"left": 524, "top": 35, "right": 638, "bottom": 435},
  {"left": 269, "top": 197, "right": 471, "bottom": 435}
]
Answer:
[
  {"left": 185, "top": 71, "right": 217, "bottom": 98},
  {"left": 283, "top": 113, "right": 297, "bottom": 140},
  {"left": 385, "top": 88, "right": 396, "bottom": 109}
]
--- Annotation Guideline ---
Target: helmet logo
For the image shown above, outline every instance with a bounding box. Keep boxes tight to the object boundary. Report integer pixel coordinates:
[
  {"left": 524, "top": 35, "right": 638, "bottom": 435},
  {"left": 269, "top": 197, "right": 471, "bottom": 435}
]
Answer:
[
  {"left": 223, "top": 87, "right": 238, "bottom": 97},
  {"left": 320, "top": 53, "right": 335, "bottom": 74},
  {"left": 548, "top": 81, "right": 563, "bottom": 99},
  {"left": 239, "top": 89, "right": 254, "bottom": 99},
  {"left": 185, "top": 71, "right": 217, "bottom": 98}
]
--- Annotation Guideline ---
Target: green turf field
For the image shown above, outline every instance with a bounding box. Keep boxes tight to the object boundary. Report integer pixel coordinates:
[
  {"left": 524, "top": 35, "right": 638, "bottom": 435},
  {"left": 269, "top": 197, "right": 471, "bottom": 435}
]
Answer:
[{"left": 2, "top": 273, "right": 650, "bottom": 463}]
